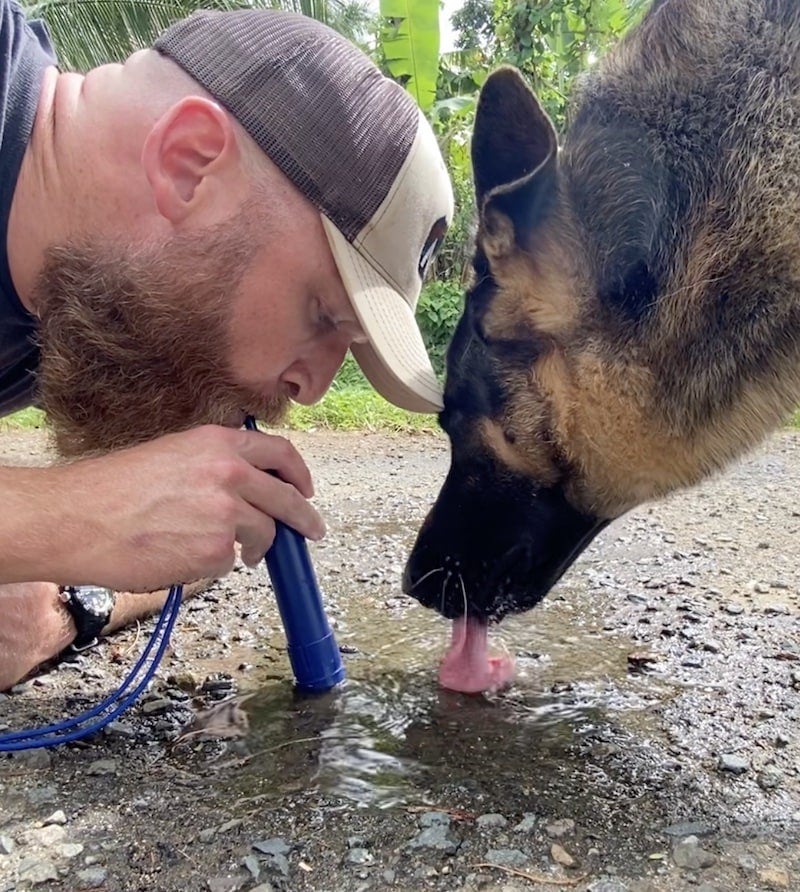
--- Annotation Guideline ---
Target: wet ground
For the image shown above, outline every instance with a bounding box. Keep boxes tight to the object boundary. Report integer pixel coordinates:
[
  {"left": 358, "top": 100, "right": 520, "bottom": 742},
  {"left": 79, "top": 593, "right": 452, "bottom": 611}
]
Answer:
[{"left": 0, "top": 428, "right": 799, "bottom": 892}]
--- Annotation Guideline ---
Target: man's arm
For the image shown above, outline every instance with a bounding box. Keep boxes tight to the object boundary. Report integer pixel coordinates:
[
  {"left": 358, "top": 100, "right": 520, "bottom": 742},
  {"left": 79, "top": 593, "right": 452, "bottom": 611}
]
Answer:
[{"left": 0, "top": 579, "right": 211, "bottom": 691}]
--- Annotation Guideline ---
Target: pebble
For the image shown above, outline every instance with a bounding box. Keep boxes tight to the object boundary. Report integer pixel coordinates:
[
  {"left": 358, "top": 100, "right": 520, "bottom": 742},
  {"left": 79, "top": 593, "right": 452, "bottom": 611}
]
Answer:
[
  {"left": 43, "top": 809, "right": 67, "bottom": 825},
  {"left": 484, "top": 848, "right": 529, "bottom": 868},
  {"left": 0, "top": 835, "right": 15, "bottom": 855},
  {"left": 17, "top": 857, "right": 59, "bottom": 885},
  {"left": 476, "top": 813, "right": 508, "bottom": 829},
  {"left": 588, "top": 880, "right": 629, "bottom": 892},
  {"left": 758, "top": 765, "right": 784, "bottom": 790},
  {"left": 758, "top": 868, "right": 791, "bottom": 889},
  {"left": 242, "top": 854, "right": 260, "bottom": 880},
  {"left": 550, "top": 842, "right": 575, "bottom": 867},
  {"left": 13, "top": 749, "right": 52, "bottom": 771},
  {"left": 512, "top": 814, "right": 537, "bottom": 833},
  {"left": 141, "top": 697, "right": 174, "bottom": 715},
  {"left": 718, "top": 753, "right": 749, "bottom": 774},
  {"left": 672, "top": 836, "right": 716, "bottom": 869},
  {"left": 418, "top": 811, "right": 451, "bottom": 828},
  {"left": 346, "top": 848, "right": 373, "bottom": 865},
  {"left": 56, "top": 842, "right": 84, "bottom": 859},
  {"left": 406, "top": 825, "right": 460, "bottom": 854},
  {"left": 251, "top": 838, "right": 291, "bottom": 857},
  {"left": 249, "top": 885, "right": 275, "bottom": 892},
  {"left": 75, "top": 867, "right": 108, "bottom": 888},
  {"left": 21, "top": 824, "right": 66, "bottom": 847},
  {"left": 206, "top": 877, "right": 246, "bottom": 892},
  {"left": 545, "top": 818, "right": 575, "bottom": 838}
]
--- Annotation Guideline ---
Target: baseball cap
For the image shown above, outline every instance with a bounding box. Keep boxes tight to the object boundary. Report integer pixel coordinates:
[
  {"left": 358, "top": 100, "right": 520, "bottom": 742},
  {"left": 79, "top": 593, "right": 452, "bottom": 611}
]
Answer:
[{"left": 154, "top": 9, "right": 454, "bottom": 414}]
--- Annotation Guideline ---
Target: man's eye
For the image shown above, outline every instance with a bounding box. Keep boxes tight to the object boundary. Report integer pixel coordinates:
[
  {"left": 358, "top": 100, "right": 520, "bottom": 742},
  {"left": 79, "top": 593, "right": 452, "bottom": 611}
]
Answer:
[{"left": 313, "top": 299, "right": 336, "bottom": 333}]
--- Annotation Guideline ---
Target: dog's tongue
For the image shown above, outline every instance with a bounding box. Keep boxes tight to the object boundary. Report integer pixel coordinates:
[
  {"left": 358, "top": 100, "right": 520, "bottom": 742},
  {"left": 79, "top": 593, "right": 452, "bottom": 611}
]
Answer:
[{"left": 438, "top": 616, "right": 516, "bottom": 693}]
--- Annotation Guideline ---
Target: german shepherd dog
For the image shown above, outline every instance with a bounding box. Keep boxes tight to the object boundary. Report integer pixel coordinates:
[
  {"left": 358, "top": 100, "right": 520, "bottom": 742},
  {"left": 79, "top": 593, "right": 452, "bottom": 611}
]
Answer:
[{"left": 404, "top": 0, "right": 800, "bottom": 623}]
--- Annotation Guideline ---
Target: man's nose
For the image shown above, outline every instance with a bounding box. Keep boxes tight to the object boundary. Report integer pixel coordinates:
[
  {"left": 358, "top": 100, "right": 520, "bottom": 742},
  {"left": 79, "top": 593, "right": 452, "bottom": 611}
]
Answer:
[{"left": 284, "top": 340, "right": 351, "bottom": 405}]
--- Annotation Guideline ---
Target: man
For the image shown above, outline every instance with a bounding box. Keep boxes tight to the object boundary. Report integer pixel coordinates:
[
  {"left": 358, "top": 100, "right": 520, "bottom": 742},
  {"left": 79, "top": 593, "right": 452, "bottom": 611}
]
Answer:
[{"left": 0, "top": 0, "right": 453, "bottom": 689}]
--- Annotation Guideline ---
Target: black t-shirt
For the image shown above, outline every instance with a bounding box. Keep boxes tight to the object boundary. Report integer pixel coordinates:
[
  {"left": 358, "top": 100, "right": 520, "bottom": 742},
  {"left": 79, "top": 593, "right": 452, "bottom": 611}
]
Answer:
[{"left": 0, "top": 0, "right": 56, "bottom": 416}]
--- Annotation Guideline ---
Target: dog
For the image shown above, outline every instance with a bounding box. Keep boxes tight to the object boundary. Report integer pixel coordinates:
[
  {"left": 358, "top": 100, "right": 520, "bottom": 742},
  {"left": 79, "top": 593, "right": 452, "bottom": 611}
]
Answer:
[{"left": 403, "top": 0, "right": 800, "bottom": 624}]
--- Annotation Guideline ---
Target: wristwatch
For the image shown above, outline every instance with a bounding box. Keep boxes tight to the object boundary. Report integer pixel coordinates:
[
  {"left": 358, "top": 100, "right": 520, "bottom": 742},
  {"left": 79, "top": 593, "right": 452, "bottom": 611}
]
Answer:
[{"left": 58, "top": 585, "right": 116, "bottom": 652}]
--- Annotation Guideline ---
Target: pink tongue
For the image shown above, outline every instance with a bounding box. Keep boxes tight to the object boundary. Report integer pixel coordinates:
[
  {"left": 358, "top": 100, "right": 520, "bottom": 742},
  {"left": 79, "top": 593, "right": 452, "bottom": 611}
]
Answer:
[{"left": 438, "top": 616, "right": 517, "bottom": 693}]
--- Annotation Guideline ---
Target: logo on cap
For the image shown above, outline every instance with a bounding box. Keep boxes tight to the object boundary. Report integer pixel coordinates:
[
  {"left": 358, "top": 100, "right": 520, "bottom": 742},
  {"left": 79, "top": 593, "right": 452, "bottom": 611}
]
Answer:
[{"left": 418, "top": 216, "right": 448, "bottom": 281}]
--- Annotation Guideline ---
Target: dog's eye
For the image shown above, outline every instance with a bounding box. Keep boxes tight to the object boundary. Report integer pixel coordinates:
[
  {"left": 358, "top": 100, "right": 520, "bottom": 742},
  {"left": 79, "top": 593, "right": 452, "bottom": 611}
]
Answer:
[{"left": 503, "top": 428, "right": 516, "bottom": 445}]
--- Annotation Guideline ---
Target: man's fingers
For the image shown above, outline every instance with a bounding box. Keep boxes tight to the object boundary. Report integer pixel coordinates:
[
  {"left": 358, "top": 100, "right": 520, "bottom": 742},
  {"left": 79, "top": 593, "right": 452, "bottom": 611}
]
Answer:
[
  {"left": 239, "top": 469, "right": 326, "bottom": 544},
  {"left": 239, "top": 430, "right": 315, "bottom": 498}
]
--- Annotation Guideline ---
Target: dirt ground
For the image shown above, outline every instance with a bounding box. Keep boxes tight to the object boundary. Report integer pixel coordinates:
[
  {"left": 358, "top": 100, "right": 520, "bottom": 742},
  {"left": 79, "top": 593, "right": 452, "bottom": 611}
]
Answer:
[{"left": 0, "top": 427, "right": 799, "bottom": 892}]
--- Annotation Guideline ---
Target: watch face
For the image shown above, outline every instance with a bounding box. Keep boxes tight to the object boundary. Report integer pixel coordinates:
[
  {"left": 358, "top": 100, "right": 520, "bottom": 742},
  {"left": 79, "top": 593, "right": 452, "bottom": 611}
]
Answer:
[{"left": 75, "top": 586, "right": 114, "bottom": 617}]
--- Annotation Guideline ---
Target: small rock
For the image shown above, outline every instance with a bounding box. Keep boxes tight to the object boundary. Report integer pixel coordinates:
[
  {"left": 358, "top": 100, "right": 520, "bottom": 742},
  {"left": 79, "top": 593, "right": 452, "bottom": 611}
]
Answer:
[
  {"left": 550, "top": 843, "right": 575, "bottom": 867},
  {"left": 406, "top": 825, "right": 460, "bottom": 854},
  {"left": 242, "top": 854, "right": 260, "bottom": 880},
  {"left": 75, "top": 867, "right": 108, "bottom": 888},
  {"left": 252, "top": 838, "right": 291, "bottom": 857},
  {"left": 476, "top": 813, "right": 508, "bottom": 829},
  {"left": 104, "top": 720, "right": 137, "bottom": 738},
  {"left": 141, "top": 697, "right": 174, "bottom": 715},
  {"left": 43, "top": 809, "right": 67, "bottom": 825},
  {"left": 345, "top": 848, "right": 373, "bottom": 865},
  {"left": 86, "top": 758, "right": 118, "bottom": 776},
  {"left": 262, "top": 854, "right": 290, "bottom": 878},
  {"left": 484, "top": 848, "right": 529, "bottom": 868},
  {"left": 56, "top": 842, "right": 84, "bottom": 859},
  {"left": 757, "top": 868, "right": 791, "bottom": 889},
  {"left": 587, "top": 880, "right": 629, "bottom": 892},
  {"left": 17, "top": 857, "right": 59, "bottom": 885},
  {"left": 737, "top": 854, "right": 758, "bottom": 873},
  {"left": 0, "top": 835, "right": 15, "bottom": 855},
  {"left": 512, "top": 814, "right": 537, "bottom": 833},
  {"left": 724, "top": 603, "right": 744, "bottom": 615},
  {"left": 248, "top": 885, "right": 275, "bottom": 892},
  {"left": 545, "top": 818, "right": 575, "bottom": 839},
  {"left": 206, "top": 877, "right": 246, "bottom": 892},
  {"left": 758, "top": 766, "right": 784, "bottom": 790},
  {"left": 418, "top": 811, "right": 451, "bottom": 828},
  {"left": 672, "top": 836, "right": 716, "bottom": 870},
  {"left": 13, "top": 749, "right": 52, "bottom": 771},
  {"left": 22, "top": 824, "right": 66, "bottom": 847},
  {"left": 718, "top": 753, "right": 749, "bottom": 774}
]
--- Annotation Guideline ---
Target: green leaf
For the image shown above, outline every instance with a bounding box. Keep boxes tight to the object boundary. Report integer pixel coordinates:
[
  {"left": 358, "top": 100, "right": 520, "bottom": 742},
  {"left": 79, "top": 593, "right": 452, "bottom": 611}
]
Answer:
[{"left": 379, "top": 0, "right": 440, "bottom": 110}]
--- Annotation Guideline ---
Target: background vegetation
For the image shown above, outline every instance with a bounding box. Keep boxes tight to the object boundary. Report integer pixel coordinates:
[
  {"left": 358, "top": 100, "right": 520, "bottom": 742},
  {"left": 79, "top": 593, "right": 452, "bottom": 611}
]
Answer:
[{"left": 9, "top": 0, "right": 648, "bottom": 432}]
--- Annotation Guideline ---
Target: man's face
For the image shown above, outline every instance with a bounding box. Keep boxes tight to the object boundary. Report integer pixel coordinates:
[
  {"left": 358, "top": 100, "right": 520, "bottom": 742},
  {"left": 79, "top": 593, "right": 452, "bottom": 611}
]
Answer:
[{"left": 33, "top": 199, "right": 362, "bottom": 458}]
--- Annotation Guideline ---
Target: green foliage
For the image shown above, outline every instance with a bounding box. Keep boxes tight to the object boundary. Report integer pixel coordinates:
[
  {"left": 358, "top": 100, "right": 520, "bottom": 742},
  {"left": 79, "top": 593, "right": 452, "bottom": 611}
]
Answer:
[
  {"left": 22, "top": 0, "right": 376, "bottom": 72},
  {"left": 378, "top": 0, "right": 440, "bottom": 110},
  {"left": 416, "top": 279, "right": 464, "bottom": 375}
]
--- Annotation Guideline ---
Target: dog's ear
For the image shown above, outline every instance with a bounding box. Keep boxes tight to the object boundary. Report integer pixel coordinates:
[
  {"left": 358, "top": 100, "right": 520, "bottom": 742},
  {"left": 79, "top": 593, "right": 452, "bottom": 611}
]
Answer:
[{"left": 472, "top": 67, "right": 559, "bottom": 259}]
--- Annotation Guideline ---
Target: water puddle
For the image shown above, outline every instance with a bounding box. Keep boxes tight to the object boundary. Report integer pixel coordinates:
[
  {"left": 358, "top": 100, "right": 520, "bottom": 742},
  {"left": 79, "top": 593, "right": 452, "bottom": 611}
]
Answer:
[{"left": 210, "top": 579, "right": 677, "bottom": 815}]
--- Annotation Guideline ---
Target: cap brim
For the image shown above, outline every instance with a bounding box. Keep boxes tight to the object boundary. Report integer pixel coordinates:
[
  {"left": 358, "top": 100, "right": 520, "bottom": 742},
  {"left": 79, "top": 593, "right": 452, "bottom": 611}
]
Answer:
[{"left": 321, "top": 216, "right": 444, "bottom": 414}]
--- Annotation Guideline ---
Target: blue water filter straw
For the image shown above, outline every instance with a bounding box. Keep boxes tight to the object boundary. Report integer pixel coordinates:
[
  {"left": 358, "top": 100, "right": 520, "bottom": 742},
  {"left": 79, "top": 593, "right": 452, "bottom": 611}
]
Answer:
[{"left": 245, "top": 416, "right": 346, "bottom": 692}]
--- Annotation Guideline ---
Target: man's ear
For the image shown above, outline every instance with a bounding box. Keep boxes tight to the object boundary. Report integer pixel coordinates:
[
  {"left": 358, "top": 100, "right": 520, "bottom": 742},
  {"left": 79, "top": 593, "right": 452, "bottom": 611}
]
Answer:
[
  {"left": 142, "top": 96, "right": 239, "bottom": 224},
  {"left": 472, "top": 67, "right": 559, "bottom": 259}
]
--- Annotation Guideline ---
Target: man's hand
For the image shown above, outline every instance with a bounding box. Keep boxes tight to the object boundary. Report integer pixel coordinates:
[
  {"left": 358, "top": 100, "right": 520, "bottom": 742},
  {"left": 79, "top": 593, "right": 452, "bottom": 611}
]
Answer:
[{"left": 0, "top": 425, "right": 325, "bottom": 591}]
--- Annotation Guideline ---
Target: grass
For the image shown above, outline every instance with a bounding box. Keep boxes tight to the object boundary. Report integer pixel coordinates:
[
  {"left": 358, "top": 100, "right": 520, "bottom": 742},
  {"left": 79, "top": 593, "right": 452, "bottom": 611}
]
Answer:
[{"left": 0, "top": 390, "right": 440, "bottom": 435}]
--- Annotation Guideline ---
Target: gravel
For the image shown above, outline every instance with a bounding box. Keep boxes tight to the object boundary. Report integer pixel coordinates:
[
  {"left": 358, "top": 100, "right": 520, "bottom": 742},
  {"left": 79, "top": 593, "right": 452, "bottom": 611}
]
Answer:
[{"left": 1, "top": 428, "right": 799, "bottom": 891}]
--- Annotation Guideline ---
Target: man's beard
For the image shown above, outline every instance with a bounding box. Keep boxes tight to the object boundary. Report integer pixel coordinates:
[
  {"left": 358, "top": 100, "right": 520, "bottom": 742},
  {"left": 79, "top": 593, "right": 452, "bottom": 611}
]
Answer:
[{"left": 33, "top": 213, "right": 290, "bottom": 458}]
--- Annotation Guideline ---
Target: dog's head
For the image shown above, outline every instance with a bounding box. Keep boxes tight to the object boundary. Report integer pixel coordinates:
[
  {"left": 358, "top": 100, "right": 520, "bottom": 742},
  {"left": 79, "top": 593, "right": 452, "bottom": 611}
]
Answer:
[{"left": 404, "top": 10, "right": 800, "bottom": 620}]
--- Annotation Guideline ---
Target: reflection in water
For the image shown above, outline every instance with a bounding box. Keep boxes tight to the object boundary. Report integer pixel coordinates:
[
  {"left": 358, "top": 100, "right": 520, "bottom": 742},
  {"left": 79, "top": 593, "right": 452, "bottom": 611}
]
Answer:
[
  {"left": 235, "top": 664, "right": 664, "bottom": 811},
  {"left": 219, "top": 584, "right": 672, "bottom": 812}
]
